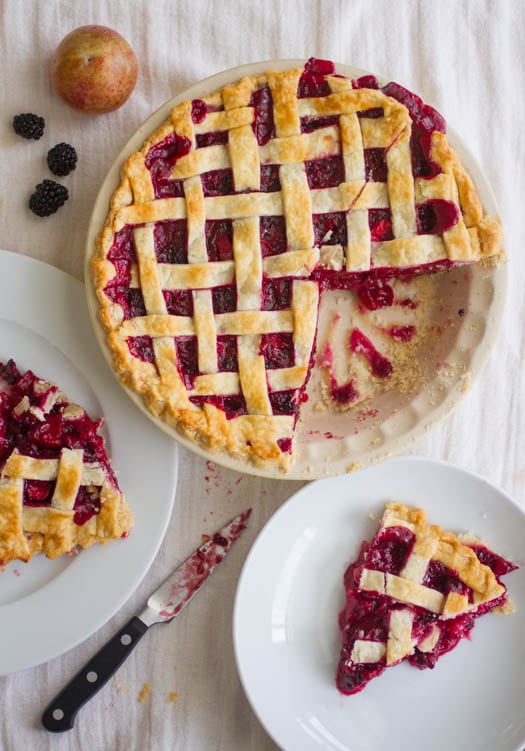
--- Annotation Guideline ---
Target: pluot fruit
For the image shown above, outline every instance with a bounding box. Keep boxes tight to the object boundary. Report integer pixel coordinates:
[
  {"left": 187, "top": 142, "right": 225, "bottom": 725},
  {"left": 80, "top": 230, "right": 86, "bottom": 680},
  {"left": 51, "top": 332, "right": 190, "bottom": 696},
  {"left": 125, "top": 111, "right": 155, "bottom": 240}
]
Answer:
[{"left": 50, "top": 25, "right": 138, "bottom": 114}]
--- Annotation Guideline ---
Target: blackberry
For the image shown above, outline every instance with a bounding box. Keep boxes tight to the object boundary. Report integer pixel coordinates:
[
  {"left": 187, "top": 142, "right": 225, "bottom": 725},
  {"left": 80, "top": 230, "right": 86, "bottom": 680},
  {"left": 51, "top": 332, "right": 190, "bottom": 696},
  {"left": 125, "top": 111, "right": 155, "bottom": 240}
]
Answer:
[
  {"left": 29, "top": 180, "right": 69, "bottom": 217},
  {"left": 47, "top": 142, "right": 78, "bottom": 176},
  {"left": 12, "top": 113, "right": 45, "bottom": 140}
]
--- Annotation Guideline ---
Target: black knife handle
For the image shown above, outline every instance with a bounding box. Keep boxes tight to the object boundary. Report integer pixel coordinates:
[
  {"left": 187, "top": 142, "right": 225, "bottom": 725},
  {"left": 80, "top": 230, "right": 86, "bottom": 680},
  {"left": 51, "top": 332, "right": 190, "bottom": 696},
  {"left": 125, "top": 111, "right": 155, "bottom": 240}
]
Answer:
[{"left": 42, "top": 616, "right": 149, "bottom": 732}]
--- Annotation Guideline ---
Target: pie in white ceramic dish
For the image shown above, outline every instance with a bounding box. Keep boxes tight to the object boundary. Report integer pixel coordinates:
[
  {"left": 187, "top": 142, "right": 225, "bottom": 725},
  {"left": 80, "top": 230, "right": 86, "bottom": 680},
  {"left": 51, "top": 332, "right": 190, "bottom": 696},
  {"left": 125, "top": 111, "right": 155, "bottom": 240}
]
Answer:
[{"left": 90, "top": 58, "right": 504, "bottom": 474}]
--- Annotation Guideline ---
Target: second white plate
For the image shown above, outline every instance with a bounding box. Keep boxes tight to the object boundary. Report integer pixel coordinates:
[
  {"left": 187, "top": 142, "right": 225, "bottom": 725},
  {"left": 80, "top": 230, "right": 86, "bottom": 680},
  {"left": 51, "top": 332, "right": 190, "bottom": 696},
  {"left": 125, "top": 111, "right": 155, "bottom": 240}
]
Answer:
[{"left": 234, "top": 457, "right": 525, "bottom": 751}]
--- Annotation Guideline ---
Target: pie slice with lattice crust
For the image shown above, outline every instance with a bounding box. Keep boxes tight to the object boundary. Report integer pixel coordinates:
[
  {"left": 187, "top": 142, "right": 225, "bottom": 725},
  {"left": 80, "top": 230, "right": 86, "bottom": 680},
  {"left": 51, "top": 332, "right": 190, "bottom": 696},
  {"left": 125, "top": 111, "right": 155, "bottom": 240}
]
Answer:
[
  {"left": 336, "top": 502, "right": 517, "bottom": 695},
  {"left": 92, "top": 58, "right": 503, "bottom": 470},
  {"left": 0, "top": 360, "right": 133, "bottom": 565}
]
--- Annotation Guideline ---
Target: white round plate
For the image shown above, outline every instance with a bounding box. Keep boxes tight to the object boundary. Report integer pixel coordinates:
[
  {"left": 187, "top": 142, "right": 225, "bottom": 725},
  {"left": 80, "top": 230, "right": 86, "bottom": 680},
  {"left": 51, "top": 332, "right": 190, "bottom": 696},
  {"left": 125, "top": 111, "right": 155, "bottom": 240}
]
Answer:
[
  {"left": 234, "top": 457, "right": 525, "bottom": 751},
  {"left": 84, "top": 60, "right": 506, "bottom": 480},
  {"left": 0, "top": 250, "right": 178, "bottom": 676}
]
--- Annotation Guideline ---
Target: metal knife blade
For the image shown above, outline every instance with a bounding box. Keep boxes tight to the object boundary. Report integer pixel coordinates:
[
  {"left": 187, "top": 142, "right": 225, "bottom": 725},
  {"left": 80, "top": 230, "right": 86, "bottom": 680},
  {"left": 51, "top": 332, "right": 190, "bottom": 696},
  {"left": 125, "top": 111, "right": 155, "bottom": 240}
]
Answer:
[
  {"left": 141, "top": 507, "right": 251, "bottom": 626},
  {"left": 41, "top": 509, "right": 251, "bottom": 733}
]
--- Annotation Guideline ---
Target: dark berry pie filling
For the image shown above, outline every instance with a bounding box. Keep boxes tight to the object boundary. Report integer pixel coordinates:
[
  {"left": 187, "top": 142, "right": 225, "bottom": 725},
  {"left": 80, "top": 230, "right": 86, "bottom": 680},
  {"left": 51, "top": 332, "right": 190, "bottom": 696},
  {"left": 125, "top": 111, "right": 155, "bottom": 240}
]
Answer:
[
  {"left": 94, "top": 58, "right": 502, "bottom": 467},
  {"left": 109, "top": 62, "right": 462, "bottom": 423},
  {"left": 0, "top": 367, "right": 133, "bottom": 564},
  {"left": 0, "top": 360, "right": 117, "bottom": 526},
  {"left": 336, "top": 504, "right": 517, "bottom": 696}
]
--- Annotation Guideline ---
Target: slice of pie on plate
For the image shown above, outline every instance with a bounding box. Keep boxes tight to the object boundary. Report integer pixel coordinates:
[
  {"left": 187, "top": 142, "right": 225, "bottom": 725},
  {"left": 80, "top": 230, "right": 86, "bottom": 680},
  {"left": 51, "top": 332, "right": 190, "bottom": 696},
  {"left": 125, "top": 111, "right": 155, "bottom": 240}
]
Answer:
[
  {"left": 0, "top": 359, "right": 133, "bottom": 566},
  {"left": 336, "top": 502, "right": 517, "bottom": 695},
  {"left": 91, "top": 57, "right": 503, "bottom": 471}
]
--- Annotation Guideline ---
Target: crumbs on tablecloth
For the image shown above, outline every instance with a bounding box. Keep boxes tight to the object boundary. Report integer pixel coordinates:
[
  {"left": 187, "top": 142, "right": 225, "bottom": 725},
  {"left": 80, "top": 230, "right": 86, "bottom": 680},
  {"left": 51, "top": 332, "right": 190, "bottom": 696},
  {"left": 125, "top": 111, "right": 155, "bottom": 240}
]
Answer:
[
  {"left": 203, "top": 460, "right": 246, "bottom": 497},
  {"left": 138, "top": 682, "right": 152, "bottom": 703},
  {"left": 203, "top": 460, "right": 222, "bottom": 494},
  {"left": 112, "top": 678, "right": 130, "bottom": 695},
  {"left": 114, "top": 678, "right": 179, "bottom": 704}
]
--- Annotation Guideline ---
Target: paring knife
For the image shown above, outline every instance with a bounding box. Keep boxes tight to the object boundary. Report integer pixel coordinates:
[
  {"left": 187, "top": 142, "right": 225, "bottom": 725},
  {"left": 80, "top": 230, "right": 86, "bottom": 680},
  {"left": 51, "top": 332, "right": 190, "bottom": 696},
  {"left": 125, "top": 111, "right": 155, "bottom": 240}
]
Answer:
[{"left": 41, "top": 508, "right": 251, "bottom": 733}]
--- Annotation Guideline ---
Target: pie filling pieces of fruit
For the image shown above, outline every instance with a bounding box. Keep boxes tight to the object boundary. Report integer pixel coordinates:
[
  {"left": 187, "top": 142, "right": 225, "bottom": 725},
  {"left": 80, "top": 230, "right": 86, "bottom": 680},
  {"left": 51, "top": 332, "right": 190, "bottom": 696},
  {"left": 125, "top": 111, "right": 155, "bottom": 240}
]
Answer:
[
  {"left": 336, "top": 503, "right": 517, "bottom": 695},
  {"left": 93, "top": 57, "right": 502, "bottom": 469},
  {"left": 0, "top": 359, "right": 132, "bottom": 565}
]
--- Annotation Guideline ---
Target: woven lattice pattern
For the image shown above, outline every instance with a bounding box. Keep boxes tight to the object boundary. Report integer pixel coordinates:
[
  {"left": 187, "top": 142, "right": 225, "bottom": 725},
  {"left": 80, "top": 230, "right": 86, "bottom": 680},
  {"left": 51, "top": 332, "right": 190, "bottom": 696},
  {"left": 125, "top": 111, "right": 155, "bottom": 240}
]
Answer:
[
  {"left": 93, "top": 61, "right": 501, "bottom": 468},
  {"left": 0, "top": 362, "right": 133, "bottom": 564},
  {"left": 336, "top": 502, "right": 516, "bottom": 695}
]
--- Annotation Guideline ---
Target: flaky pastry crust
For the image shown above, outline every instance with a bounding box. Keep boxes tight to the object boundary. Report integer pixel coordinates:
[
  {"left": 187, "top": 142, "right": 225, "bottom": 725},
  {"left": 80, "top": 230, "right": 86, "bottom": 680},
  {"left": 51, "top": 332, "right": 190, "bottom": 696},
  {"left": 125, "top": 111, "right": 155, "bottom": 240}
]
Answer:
[
  {"left": 91, "top": 63, "right": 503, "bottom": 470},
  {"left": 0, "top": 367, "right": 133, "bottom": 566}
]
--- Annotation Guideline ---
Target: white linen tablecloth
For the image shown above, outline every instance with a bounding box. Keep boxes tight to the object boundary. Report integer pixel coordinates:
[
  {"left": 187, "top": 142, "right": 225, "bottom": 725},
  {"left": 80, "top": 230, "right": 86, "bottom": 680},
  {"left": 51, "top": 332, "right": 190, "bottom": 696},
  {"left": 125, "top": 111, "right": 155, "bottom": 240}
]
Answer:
[{"left": 0, "top": 1, "right": 523, "bottom": 749}]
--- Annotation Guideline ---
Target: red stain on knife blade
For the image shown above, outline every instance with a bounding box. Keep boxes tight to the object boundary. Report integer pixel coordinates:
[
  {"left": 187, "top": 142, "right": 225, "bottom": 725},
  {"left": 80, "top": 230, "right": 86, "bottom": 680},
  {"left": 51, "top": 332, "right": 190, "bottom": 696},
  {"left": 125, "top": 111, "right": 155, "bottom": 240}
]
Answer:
[{"left": 157, "top": 509, "right": 251, "bottom": 619}]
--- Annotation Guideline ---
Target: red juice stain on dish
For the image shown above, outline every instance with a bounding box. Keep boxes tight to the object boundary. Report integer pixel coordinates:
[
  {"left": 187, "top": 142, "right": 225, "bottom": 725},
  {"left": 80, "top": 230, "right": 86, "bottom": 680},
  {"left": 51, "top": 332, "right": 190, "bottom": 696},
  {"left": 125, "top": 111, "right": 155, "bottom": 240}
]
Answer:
[
  {"left": 388, "top": 325, "right": 416, "bottom": 343},
  {"left": 276, "top": 437, "right": 292, "bottom": 453},
  {"left": 397, "top": 297, "right": 419, "bottom": 310},
  {"left": 357, "top": 408, "right": 380, "bottom": 422},
  {"left": 318, "top": 340, "right": 359, "bottom": 405},
  {"left": 323, "top": 431, "right": 344, "bottom": 440},
  {"left": 349, "top": 328, "right": 393, "bottom": 378},
  {"left": 305, "top": 429, "right": 343, "bottom": 441},
  {"left": 330, "top": 379, "right": 359, "bottom": 404},
  {"left": 158, "top": 509, "right": 252, "bottom": 619}
]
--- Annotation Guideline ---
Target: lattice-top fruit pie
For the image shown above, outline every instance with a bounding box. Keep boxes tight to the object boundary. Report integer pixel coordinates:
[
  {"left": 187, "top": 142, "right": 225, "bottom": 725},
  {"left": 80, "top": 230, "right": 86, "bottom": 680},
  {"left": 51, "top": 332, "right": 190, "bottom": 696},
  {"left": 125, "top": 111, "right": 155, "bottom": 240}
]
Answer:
[
  {"left": 92, "top": 58, "right": 502, "bottom": 470},
  {"left": 336, "top": 502, "right": 516, "bottom": 695},
  {"left": 0, "top": 360, "right": 133, "bottom": 565}
]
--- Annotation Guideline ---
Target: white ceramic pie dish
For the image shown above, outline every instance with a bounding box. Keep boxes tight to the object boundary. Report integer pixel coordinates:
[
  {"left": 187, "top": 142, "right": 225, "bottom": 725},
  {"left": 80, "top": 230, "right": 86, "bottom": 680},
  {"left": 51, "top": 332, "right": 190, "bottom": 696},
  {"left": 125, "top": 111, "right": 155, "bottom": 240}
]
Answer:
[{"left": 84, "top": 59, "right": 506, "bottom": 480}]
